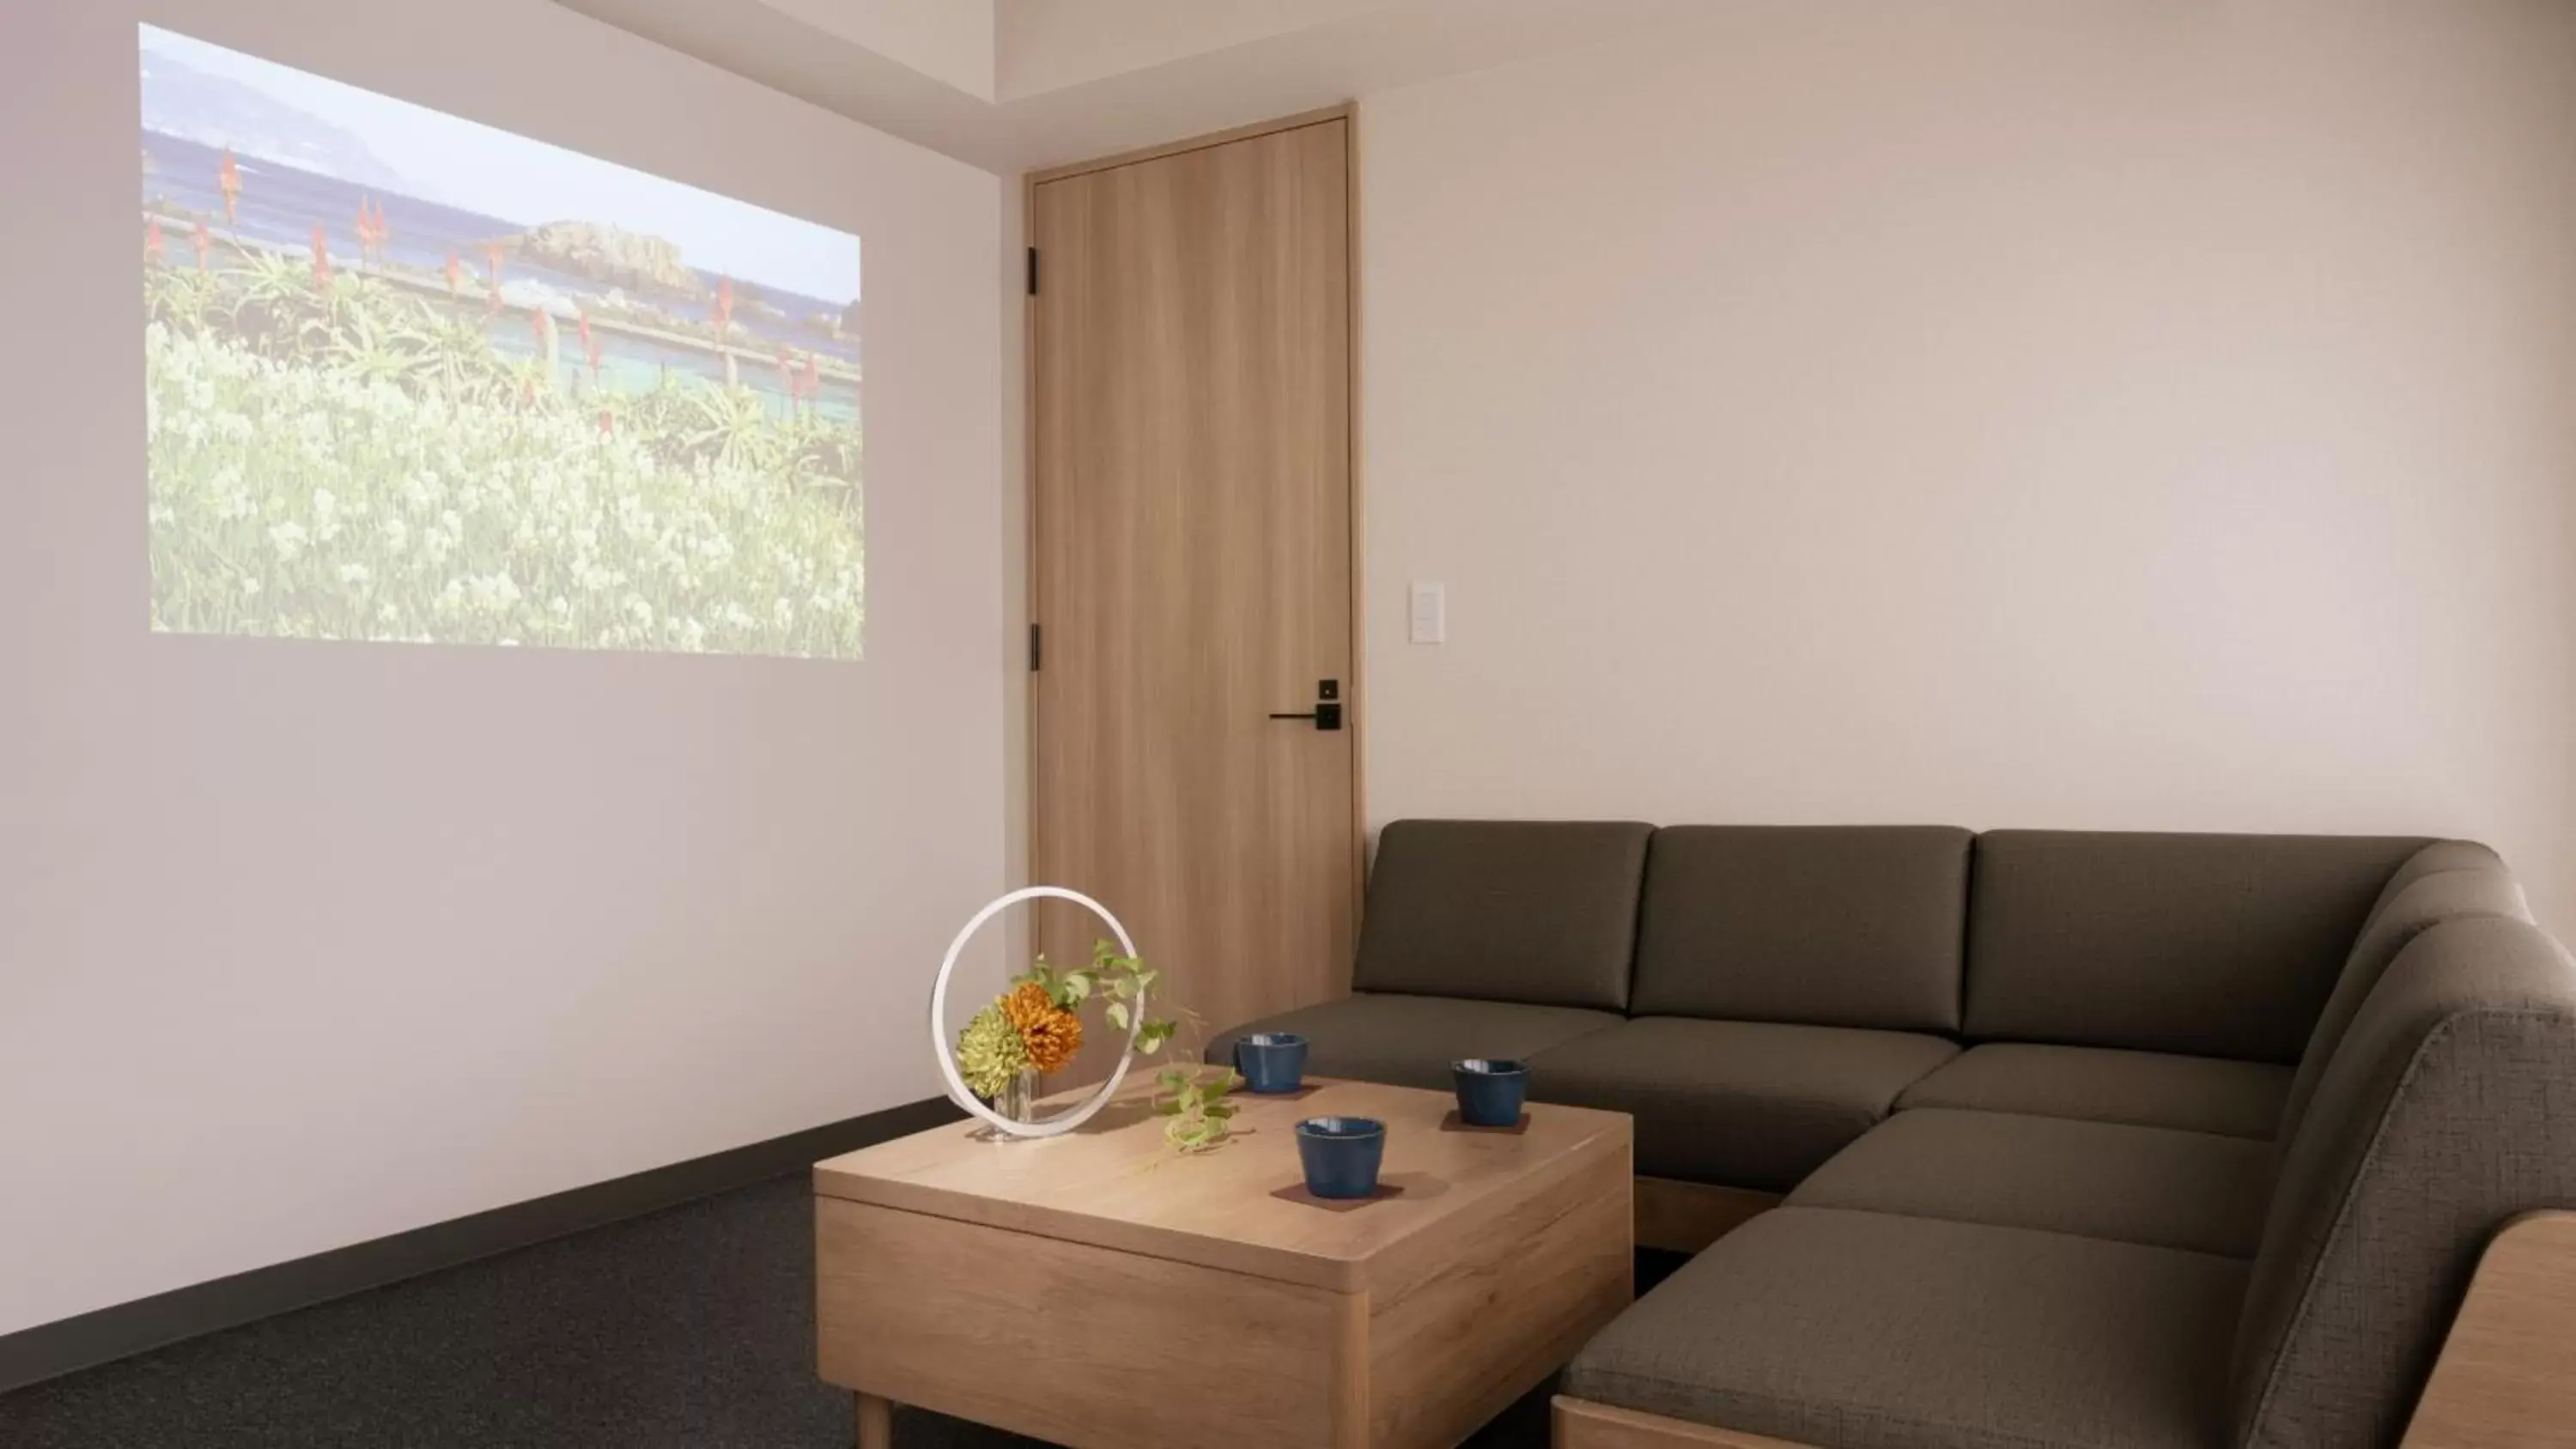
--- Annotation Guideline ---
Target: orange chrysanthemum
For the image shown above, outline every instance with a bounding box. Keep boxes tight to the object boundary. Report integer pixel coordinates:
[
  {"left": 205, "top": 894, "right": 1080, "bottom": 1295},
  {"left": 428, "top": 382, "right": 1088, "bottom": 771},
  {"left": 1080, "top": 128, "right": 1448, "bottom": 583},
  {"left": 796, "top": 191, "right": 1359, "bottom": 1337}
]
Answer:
[
  {"left": 1022, "top": 1007, "right": 1083, "bottom": 1073},
  {"left": 1003, "top": 981, "right": 1084, "bottom": 1074},
  {"left": 1001, "top": 981, "right": 1054, "bottom": 1032}
]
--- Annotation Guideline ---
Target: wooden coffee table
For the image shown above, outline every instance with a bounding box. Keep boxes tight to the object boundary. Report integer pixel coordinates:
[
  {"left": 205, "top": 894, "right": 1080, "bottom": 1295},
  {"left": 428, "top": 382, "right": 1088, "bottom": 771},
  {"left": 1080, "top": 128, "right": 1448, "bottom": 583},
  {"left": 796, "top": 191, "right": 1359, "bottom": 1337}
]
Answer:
[{"left": 813, "top": 1077, "right": 1633, "bottom": 1449}]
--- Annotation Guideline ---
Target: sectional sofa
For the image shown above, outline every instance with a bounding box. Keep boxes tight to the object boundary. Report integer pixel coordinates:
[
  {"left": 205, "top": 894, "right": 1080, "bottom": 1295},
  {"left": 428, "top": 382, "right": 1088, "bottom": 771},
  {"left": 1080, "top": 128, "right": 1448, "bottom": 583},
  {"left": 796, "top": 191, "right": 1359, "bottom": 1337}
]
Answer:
[{"left": 1209, "top": 821, "right": 2576, "bottom": 1449}]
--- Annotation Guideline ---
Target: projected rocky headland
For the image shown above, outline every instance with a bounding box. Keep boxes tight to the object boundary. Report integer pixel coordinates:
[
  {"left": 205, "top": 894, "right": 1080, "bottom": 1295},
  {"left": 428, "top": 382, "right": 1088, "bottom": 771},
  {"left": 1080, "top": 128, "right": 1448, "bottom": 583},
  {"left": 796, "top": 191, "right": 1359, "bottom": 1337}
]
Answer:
[{"left": 139, "top": 26, "right": 866, "bottom": 659}]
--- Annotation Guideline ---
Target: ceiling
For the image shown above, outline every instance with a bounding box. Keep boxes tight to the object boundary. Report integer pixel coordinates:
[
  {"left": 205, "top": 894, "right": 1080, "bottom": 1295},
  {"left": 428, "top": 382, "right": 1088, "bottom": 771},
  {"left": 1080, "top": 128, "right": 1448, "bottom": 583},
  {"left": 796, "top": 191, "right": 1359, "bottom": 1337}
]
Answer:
[{"left": 547, "top": 0, "right": 1710, "bottom": 175}]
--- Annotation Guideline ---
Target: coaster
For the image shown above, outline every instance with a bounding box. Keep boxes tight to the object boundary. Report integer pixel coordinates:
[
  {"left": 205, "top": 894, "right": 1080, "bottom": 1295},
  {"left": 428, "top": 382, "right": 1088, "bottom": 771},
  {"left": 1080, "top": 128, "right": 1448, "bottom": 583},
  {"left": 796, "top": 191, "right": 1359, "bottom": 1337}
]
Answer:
[
  {"left": 1271, "top": 1181, "right": 1407, "bottom": 1212},
  {"left": 1440, "top": 1109, "right": 1532, "bottom": 1135},
  {"left": 1240, "top": 1082, "right": 1324, "bottom": 1102}
]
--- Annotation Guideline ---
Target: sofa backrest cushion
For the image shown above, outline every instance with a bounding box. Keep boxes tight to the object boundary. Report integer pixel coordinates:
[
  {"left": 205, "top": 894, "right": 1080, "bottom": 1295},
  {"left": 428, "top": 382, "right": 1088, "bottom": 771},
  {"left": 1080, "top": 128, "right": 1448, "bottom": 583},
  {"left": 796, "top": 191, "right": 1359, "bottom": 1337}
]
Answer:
[
  {"left": 1351, "top": 819, "right": 1653, "bottom": 1011},
  {"left": 2229, "top": 915, "right": 2576, "bottom": 1449},
  {"left": 1629, "top": 825, "right": 1971, "bottom": 1031},
  {"left": 1963, "top": 830, "right": 2428, "bottom": 1064},
  {"left": 2272, "top": 845, "right": 2530, "bottom": 1144},
  {"left": 2364, "top": 838, "right": 2518, "bottom": 923}
]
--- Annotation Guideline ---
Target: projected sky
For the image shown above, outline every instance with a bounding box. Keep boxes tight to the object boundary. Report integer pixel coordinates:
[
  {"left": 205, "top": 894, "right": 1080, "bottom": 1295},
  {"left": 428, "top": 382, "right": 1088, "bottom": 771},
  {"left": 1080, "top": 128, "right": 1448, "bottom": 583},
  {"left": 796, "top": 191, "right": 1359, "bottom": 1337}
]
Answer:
[{"left": 140, "top": 25, "right": 867, "bottom": 658}]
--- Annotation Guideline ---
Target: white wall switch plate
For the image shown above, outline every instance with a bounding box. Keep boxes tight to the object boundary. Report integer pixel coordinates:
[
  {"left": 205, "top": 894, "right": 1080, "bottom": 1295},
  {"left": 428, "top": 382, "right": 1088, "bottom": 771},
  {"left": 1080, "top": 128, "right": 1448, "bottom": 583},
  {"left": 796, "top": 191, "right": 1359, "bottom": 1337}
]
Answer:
[{"left": 1409, "top": 582, "right": 1445, "bottom": 644}]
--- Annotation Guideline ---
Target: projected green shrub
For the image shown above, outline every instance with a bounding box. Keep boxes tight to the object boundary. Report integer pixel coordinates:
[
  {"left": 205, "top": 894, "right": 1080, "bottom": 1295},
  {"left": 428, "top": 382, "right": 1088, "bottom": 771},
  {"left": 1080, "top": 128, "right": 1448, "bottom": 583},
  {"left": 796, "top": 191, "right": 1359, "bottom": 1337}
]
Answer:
[{"left": 145, "top": 264, "right": 864, "bottom": 658}]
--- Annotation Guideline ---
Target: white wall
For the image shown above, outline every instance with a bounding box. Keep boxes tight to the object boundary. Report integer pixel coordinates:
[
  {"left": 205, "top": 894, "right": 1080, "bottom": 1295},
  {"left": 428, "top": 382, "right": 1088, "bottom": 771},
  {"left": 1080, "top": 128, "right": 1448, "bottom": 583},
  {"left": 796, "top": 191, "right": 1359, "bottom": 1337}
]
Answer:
[
  {"left": 0, "top": 0, "right": 1005, "bottom": 1336},
  {"left": 1359, "top": 0, "right": 2576, "bottom": 931}
]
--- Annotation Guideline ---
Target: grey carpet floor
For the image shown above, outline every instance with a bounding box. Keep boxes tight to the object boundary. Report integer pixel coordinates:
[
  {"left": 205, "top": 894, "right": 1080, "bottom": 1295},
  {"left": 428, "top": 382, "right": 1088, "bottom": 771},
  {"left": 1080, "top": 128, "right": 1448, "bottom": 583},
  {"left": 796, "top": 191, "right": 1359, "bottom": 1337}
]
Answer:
[{"left": 0, "top": 1173, "right": 1679, "bottom": 1448}]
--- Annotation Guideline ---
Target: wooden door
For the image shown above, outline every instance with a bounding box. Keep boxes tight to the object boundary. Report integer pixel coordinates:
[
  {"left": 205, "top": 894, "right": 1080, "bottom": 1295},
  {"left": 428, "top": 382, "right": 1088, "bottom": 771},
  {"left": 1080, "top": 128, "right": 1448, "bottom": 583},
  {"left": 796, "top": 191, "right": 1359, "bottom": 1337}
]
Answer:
[{"left": 1029, "top": 114, "right": 1358, "bottom": 1063}]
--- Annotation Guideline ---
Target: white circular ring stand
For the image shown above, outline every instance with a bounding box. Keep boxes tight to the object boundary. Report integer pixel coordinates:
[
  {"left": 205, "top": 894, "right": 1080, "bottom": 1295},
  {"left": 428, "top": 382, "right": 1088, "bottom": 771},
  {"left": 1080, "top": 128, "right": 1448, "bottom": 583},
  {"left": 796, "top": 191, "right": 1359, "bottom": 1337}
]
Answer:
[{"left": 929, "top": 886, "right": 1143, "bottom": 1138}]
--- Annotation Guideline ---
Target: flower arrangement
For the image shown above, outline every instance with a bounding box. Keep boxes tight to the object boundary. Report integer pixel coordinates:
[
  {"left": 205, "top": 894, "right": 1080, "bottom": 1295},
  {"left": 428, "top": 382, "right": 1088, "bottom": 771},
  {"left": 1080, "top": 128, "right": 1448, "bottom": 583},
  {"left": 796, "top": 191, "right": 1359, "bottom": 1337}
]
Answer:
[{"left": 951, "top": 940, "right": 1238, "bottom": 1152}]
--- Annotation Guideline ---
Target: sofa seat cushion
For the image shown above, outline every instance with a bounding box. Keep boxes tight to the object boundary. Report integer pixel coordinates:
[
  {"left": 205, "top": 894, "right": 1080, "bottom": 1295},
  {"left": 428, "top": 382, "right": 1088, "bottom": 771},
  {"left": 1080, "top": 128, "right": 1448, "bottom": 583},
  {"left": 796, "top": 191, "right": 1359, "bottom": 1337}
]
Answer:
[
  {"left": 1790, "top": 1108, "right": 2275, "bottom": 1258},
  {"left": 1897, "top": 1043, "right": 2291, "bottom": 1140},
  {"left": 1525, "top": 1017, "right": 1958, "bottom": 1192},
  {"left": 1204, "top": 993, "right": 1620, "bottom": 1093},
  {"left": 1563, "top": 1206, "right": 2246, "bottom": 1449}
]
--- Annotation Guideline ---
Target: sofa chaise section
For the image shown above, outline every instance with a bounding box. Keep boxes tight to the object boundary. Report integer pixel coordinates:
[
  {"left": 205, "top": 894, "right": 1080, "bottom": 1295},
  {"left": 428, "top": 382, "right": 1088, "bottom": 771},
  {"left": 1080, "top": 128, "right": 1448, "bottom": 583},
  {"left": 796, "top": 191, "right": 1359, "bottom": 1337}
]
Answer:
[
  {"left": 1563, "top": 1205, "right": 2245, "bottom": 1449},
  {"left": 1559, "top": 912, "right": 2576, "bottom": 1449}
]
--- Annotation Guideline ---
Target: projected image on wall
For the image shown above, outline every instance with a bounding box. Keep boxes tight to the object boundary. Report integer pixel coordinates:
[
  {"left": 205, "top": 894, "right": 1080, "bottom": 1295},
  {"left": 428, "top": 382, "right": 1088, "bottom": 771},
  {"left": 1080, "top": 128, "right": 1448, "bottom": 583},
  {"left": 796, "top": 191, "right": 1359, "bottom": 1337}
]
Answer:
[{"left": 139, "top": 26, "right": 865, "bottom": 658}]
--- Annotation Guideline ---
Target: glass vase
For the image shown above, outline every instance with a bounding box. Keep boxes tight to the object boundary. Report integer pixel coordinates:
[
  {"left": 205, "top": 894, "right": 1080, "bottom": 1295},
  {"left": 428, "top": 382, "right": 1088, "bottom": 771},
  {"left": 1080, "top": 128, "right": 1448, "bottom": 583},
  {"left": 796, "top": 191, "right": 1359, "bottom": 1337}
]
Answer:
[{"left": 993, "top": 1066, "right": 1043, "bottom": 1129}]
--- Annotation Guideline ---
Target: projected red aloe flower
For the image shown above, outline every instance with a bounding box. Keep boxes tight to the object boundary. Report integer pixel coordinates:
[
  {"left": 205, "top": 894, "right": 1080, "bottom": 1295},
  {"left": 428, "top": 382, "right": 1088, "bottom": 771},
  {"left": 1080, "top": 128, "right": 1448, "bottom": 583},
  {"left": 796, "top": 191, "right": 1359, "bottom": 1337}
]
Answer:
[
  {"left": 145, "top": 216, "right": 165, "bottom": 266},
  {"left": 355, "top": 197, "right": 387, "bottom": 265},
  {"left": 597, "top": 409, "right": 614, "bottom": 437},
  {"left": 216, "top": 148, "right": 240, "bottom": 228},
  {"left": 714, "top": 278, "right": 734, "bottom": 342},
  {"left": 310, "top": 225, "right": 331, "bottom": 288},
  {"left": 191, "top": 220, "right": 211, "bottom": 272},
  {"left": 803, "top": 351, "right": 822, "bottom": 408},
  {"left": 484, "top": 239, "right": 507, "bottom": 313},
  {"left": 577, "top": 312, "right": 602, "bottom": 382},
  {"left": 445, "top": 252, "right": 462, "bottom": 296}
]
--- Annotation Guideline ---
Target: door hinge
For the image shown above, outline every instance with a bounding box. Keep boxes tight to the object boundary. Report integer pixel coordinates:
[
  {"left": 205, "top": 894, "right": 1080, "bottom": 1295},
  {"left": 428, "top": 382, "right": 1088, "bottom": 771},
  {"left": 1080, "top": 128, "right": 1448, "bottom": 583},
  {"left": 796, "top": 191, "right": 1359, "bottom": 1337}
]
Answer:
[
  {"left": 1025, "top": 246, "right": 1039, "bottom": 296},
  {"left": 1028, "top": 621, "right": 1042, "bottom": 671}
]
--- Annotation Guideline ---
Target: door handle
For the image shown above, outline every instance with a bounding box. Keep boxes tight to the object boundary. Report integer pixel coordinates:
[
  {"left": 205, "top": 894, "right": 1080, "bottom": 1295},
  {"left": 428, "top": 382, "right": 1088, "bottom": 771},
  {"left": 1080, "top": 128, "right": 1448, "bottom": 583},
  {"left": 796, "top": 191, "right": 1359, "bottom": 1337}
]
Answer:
[{"left": 1268, "top": 679, "right": 1343, "bottom": 731}]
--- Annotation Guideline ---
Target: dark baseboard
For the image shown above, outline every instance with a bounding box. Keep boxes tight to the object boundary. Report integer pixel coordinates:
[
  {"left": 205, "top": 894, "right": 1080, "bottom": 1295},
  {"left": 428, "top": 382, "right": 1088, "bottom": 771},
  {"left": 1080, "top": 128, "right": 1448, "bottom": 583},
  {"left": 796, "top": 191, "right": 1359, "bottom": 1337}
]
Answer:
[{"left": 0, "top": 1094, "right": 962, "bottom": 1397}]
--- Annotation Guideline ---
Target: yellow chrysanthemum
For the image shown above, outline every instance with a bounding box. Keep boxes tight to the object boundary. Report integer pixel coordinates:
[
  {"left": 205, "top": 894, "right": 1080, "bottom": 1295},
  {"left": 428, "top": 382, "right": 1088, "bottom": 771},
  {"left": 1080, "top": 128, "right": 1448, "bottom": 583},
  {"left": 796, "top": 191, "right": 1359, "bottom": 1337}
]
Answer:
[{"left": 955, "top": 1002, "right": 1028, "bottom": 1100}]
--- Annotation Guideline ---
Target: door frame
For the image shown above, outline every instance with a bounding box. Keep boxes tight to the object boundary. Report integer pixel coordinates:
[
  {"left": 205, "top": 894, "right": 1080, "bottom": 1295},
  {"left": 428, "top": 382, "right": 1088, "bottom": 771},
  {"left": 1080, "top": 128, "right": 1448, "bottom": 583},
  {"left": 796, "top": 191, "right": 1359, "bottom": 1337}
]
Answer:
[{"left": 1021, "top": 104, "right": 1369, "bottom": 947}]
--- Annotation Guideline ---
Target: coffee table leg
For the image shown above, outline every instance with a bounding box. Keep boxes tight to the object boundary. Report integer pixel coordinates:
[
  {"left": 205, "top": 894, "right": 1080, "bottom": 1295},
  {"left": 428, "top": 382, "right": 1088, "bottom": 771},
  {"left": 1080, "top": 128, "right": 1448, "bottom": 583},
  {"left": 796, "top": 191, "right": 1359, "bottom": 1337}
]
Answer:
[{"left": 855, "top": 1391, "right": 894, "bottom": 1449}]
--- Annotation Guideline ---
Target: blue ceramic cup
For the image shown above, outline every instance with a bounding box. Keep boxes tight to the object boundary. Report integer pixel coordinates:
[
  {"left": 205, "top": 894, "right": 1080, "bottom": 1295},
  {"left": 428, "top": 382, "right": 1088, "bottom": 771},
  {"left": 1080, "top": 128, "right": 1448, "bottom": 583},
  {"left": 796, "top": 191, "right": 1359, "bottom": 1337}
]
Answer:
[
  {"left": 1452, "top": 1058, "right": 1530, "bottom": 1127},
  {"left": 1295, "top": 1117, "right": 1388, "bottom": 1199},
  {"left": 1233, "top": 1032, "right": 1309, "bottom": 1094}
]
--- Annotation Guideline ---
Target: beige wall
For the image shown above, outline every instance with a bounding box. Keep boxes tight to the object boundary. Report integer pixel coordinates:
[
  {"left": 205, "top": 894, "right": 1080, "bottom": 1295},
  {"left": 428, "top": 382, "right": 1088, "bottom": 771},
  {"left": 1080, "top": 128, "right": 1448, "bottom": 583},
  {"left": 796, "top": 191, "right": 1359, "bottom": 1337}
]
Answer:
[
  {"left": 0, "top": 0, "right": 1005, "bottom": 1335},
  {"left": 995, "top": 0, "right": 1394, "bottom": 99},
  {"left": 759, "top": 0, "right": 998, "bottom": 100},
  {"left": 1358, "top": 0, "right": 2576, "bottom": 931}
]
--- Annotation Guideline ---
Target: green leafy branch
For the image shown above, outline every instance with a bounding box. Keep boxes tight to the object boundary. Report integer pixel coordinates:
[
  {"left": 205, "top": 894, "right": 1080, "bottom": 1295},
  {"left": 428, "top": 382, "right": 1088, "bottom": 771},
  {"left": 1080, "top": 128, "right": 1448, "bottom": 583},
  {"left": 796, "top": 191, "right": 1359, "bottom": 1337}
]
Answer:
[
  {"left": 1154, "top": 1065, "right": 1238, "bottom": 1154},
  {"left": 1017, "top": 939, "right": 1236, "bottom": 1152},
  {"left": 1020, "top": 939, "right": 1176, "bottom": 1054}
]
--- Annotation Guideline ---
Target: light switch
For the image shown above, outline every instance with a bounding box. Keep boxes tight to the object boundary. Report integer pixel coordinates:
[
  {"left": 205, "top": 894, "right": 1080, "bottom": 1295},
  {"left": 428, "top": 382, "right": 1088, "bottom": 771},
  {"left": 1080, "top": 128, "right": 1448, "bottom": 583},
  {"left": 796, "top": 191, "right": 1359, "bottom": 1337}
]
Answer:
[{"left": 1409, "top": 582, "right": 1445, "bottom": 645}]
